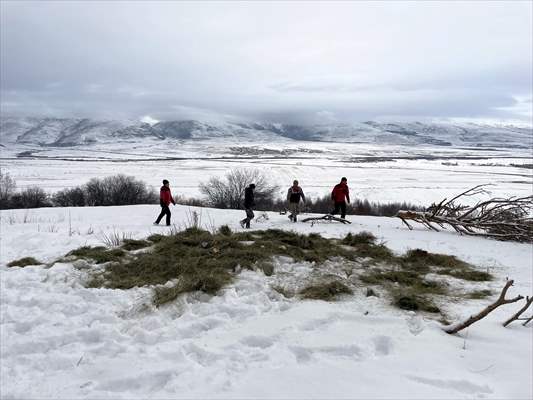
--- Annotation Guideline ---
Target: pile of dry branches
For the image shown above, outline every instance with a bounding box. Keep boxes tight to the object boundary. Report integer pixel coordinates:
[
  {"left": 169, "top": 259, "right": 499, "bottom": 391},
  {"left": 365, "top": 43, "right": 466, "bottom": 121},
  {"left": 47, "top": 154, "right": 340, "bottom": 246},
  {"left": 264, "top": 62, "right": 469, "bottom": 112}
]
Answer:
[{"left": 397, "top": 185, "right": 533, "bottom": 242}]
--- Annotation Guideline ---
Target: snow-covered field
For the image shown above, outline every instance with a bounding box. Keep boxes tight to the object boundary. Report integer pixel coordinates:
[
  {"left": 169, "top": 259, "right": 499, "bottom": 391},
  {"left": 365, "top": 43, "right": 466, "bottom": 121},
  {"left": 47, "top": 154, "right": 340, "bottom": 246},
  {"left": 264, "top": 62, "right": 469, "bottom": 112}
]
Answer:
[
  {"left": 3, "top": 139, "right": 532, "bottom": 205},
  {"left": 1, "top": 204, "right": 532, "bottom": 399}
]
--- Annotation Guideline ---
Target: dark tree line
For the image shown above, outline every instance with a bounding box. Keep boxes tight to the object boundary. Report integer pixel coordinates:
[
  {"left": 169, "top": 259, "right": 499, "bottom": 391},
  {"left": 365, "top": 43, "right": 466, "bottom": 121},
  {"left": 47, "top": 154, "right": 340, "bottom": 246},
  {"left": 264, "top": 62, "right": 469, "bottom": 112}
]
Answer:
[{"left": 0, "top": 172, "right": 157, "bottom": 209}]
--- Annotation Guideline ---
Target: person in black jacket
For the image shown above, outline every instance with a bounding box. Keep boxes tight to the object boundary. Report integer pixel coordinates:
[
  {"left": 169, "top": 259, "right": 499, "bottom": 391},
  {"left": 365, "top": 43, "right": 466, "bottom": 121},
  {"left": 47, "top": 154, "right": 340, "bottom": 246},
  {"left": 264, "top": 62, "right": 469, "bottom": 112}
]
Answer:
[{"left": 240, "top": 183, "right": 256, "bottom": 229}]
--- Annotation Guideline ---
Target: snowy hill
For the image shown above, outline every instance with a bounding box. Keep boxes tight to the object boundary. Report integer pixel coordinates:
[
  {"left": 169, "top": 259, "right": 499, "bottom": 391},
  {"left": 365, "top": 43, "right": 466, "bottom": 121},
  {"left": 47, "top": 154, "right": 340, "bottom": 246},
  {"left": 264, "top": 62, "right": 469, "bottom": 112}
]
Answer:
[
  {"left": 1, "top": 204, "right": 531, "bottom": 399},
  {"left": 1, "top": 116, "right": 531, "bottom": 149}
]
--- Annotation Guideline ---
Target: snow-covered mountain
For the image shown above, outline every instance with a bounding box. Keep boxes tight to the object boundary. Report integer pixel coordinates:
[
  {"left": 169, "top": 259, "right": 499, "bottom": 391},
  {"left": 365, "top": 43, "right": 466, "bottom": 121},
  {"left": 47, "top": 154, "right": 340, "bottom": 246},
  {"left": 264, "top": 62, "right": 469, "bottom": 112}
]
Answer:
[{"left": 1, "top": 116, "right": 531, "bottom": 149}]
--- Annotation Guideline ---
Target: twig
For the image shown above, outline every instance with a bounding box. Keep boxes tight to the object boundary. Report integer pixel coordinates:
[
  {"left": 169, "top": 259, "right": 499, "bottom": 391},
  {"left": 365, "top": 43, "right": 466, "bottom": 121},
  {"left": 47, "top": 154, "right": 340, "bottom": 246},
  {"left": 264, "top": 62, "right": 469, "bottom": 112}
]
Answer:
[
  {"left": 503, "top": 296, "right": 533, "bottom": 327},
  {"left": 302, "top": 214, "right": 351, "bottom": 224}
]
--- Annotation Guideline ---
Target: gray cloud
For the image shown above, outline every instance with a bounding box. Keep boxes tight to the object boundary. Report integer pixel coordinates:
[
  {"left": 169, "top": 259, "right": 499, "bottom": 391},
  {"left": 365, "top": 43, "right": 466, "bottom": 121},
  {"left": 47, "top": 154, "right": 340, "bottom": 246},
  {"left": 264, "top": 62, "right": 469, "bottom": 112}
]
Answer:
[{"left": 1, "top": 1, "right": 531, "bottom": 123}]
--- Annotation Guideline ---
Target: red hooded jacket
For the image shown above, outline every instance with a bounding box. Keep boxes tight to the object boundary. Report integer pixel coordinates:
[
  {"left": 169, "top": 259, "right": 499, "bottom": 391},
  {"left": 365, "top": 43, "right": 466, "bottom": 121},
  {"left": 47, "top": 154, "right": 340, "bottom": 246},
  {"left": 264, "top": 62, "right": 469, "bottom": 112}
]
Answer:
[
  {"left": 160, "top": 186, "right": 175, "bottom": 206},
  {"left": 331, "top": 182, "right": 350, "bottom": 203}
]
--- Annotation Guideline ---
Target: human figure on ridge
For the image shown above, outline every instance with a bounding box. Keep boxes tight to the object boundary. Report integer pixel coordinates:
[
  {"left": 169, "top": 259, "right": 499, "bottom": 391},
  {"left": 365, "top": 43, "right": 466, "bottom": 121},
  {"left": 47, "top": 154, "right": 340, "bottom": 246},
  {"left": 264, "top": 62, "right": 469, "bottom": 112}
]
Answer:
[
  {"left": 287, "top": 180, "right": 306, "bottom": 222},
  {"left": 154, "top": 179, "right": 175, "bottom": 226},
  {"left": 240, "top": 183, "right": 256, "bottom": 229},
  {"left": 330, "top": 177, "right": 350, "bottom": 220}
]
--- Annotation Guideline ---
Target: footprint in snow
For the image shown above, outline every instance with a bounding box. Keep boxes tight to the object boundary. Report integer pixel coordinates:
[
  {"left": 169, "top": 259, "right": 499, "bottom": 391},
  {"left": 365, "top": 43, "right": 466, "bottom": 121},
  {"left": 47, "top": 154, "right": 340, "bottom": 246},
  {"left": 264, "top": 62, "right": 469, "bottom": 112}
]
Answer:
[
  {"left": 406, "top": 313, "right": 425, "bottom": 336},
  {"left": 240, "top": 335, "right": 276, "bottom": 349},
  {"left": 406, "top": 375, "right": 493, "bottom": 395},
  {"left": 372, "top": 335, "right": 394, "bottom": 356}
]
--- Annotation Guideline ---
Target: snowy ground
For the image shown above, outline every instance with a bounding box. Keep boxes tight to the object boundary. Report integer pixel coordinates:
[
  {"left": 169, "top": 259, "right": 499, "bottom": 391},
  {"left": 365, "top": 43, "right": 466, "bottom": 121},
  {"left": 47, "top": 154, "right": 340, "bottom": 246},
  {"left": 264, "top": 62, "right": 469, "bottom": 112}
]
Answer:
[
  {"left": 2, "top": 140, "right": 532, "bottom": 205},
  {"left": 1, "top": 205, "right": 532, "bottom": 399}
]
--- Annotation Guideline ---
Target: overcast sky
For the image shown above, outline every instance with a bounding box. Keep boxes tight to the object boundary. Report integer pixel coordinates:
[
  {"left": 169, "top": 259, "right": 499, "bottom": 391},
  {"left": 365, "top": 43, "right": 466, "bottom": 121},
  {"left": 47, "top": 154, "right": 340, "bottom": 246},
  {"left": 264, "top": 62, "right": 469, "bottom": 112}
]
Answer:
[{"left": 1, "top": 1, "right": 531, "bottom": 124}]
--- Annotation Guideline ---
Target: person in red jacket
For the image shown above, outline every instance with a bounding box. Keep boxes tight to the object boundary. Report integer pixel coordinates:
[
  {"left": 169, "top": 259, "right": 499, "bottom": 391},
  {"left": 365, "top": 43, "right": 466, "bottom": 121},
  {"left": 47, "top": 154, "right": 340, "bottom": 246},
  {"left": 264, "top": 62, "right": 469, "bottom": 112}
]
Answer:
[
  {"left": 154, "top": 179, "right": 176, "bottom": 226},
  {"left": 330, "top": 177, "right": 350, "bottom": 219}
]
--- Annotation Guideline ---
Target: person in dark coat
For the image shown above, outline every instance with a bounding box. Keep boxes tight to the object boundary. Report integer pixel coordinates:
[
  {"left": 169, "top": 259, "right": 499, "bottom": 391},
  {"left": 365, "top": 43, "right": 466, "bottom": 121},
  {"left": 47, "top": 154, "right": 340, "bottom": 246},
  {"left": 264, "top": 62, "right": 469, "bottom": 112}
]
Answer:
[
  {"left": 240, "top": 183, "right": 256, "bottom": 229},
  {"left": 287, "top": 180, "right": 306, "bottom": 222},
  {"left": 154, "top": 179, "right": 176, "bottom": 226},
  {"left": 330, "top": 177, "right": 350, "bottom": 219}
]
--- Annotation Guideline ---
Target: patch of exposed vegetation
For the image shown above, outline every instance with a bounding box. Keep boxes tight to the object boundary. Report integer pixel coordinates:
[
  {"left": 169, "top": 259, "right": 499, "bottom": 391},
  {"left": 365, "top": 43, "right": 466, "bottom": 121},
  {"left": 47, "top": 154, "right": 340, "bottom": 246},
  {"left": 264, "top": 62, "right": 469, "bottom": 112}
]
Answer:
[
  {"left": 218, "top": 224, "right": 232, "bottom": 236},
  {"left": 7, "top": 256, "right": 42, "bottom": 267},
  {"left": 396, "top": 249, "right": 492, "bottom": 282},
  {"left": 394, "top": 293, "right": 441, "bottom": 313},
  {"left": 121, "top": 239, "right": 151, "bottom": 251},
  {"left": 147, "top": 233, "right": 165, "bottom": 243},
  {"left": 356, "top": 243, "right": 491, "bottom": 314},
  {"left": 467, "top": 289, "right": 493, "bottom": 299},
  {"left": 272, "top": 285, "right": 295, "bottom": 298},
  {"left": 256, "top": 261, "right": 275, "bottom": 276},
  {"left": 68, "top": 246, "right": 125, "bottom": 264},
  {"left": 299, "top": 280, "right": 353, "bottom": 301},
  {"left": 342, "top": 231, "right": 394, "bottom": 261},
  {"left": 361, "top": 270, "right": 446, "bottom": 294},
  {"left": 69, "top": 227, "right": 492, "bottom": 315}
]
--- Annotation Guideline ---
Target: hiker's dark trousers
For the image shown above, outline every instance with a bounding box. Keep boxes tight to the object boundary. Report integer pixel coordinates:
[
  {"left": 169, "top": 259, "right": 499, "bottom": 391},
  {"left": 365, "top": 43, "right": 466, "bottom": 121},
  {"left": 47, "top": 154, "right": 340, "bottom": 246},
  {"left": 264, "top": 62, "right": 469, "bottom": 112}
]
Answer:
[
  {"left": 331, "top": 201, "right": 346, "bottom": 219},
  {"left": 241, "top": 208, "right": 254, "bottom": 228},
  {"left": 156, "top": 204, "right": 171, "bottom": 226}
]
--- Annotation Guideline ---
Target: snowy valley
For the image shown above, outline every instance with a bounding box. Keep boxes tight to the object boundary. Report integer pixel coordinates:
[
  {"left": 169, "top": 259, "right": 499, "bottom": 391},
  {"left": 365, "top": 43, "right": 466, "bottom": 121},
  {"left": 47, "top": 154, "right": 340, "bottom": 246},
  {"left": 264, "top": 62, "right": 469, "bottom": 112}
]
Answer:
[{"left": 1, "top": 116, "right": 532, "bottom": 399}]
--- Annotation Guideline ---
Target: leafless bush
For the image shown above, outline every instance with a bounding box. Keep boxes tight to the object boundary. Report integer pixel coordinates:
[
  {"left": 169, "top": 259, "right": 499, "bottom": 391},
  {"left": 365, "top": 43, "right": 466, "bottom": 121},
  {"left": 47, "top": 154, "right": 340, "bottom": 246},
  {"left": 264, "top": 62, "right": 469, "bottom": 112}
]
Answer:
[
  {"left": 85, "top": 175, "right": 158, "bottom": 206},
  {"left": 0, "top": 169, "right": 16, "bottom": 209},
  {"left": 53, "top": 187, "right": 86, "bottom": 207},
  {"left": 199, "top": 168, "right": 279, "bottom": 209},
  {"left": 10, "top": 187, "right": 52, "bottom": 209}
]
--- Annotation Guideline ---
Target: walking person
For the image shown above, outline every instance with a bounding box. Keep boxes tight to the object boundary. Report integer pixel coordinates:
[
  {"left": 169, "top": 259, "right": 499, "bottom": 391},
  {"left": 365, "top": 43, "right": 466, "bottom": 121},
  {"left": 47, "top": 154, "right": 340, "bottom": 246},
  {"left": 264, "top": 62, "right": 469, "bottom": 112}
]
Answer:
[
  {"left": 287, "top": 180, "right": 306, "bottom": 222},
  {"left": 154, "top": 179, "right": 176, "bottom": 226},
  {"left": 330, "top": 177, "right": 350, "bottom": 220},
  {"left": 240, "top": 183, "right": 256, "bottom": 229}
]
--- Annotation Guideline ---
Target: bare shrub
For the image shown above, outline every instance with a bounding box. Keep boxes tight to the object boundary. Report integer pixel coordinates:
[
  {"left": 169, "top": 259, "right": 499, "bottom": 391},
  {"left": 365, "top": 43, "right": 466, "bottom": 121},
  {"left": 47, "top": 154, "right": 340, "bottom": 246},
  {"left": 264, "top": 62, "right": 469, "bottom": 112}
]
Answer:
[
  {"left": 85, "top": 175, "right": 158, "bottom": 206},
  {"left": 10, "top": 187, "right": 51, "bottom": 209},
  {"left": 53, "top": 187, "right": 86, "bottom": 207},
  {"left": 0, "top": 169, "right": 16, "bottom": 209},
  {"left": 199, "top": 168, "right": 279, "bottom": 209}
]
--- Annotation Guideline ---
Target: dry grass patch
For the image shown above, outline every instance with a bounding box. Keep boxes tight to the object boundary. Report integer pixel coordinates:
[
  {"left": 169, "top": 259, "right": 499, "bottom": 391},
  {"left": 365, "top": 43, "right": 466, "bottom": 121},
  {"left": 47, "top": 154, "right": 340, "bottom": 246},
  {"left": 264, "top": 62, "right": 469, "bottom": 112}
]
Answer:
[
  {"left": 68, "top": 246, "right": 126, "bottom": 264},
  {"left": 121, "top": 239, "right": 151, "bottom": 251},
  {"left": 394, "top": 292, "right": 441, "bottom": 313},
  {"left": 67, "top": 227, "right": 491, "bottom": 316},
  {"left": 467, "top": 289, "right": 493, "bottom": 299},
  {"left": 300, "top": 280, "right": 353, "bottom": 301},
  {"left": 342, "top": 232, "right": 395, "bottom": 262},
  {"left": 7, "top": 257, "right": 42, "bottom": 267}
]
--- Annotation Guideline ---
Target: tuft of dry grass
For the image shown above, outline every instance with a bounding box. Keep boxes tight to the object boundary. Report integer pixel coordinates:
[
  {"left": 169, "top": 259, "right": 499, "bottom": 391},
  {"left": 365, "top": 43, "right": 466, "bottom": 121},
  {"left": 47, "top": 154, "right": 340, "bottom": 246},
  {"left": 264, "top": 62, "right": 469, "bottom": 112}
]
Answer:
[
  {"left": 299, "top": 280, "right": 353, "bottom": 301},
  {"left": 68, "top": 246, "right": 125, "bottom": 264},
  {"left": 121, "top": 239, "right": 151, "bottom": 251},
  {"left": 7, "top": 257, "right": 42, "bottom": 267}
]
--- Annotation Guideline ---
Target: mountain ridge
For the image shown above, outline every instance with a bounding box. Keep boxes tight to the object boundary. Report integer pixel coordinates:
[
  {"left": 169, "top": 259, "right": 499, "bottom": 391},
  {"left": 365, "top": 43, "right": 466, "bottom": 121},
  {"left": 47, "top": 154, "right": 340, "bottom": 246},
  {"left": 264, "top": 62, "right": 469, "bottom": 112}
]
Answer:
[{"left": 1, "top": 116, "right": 531, "bottom": 149}]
